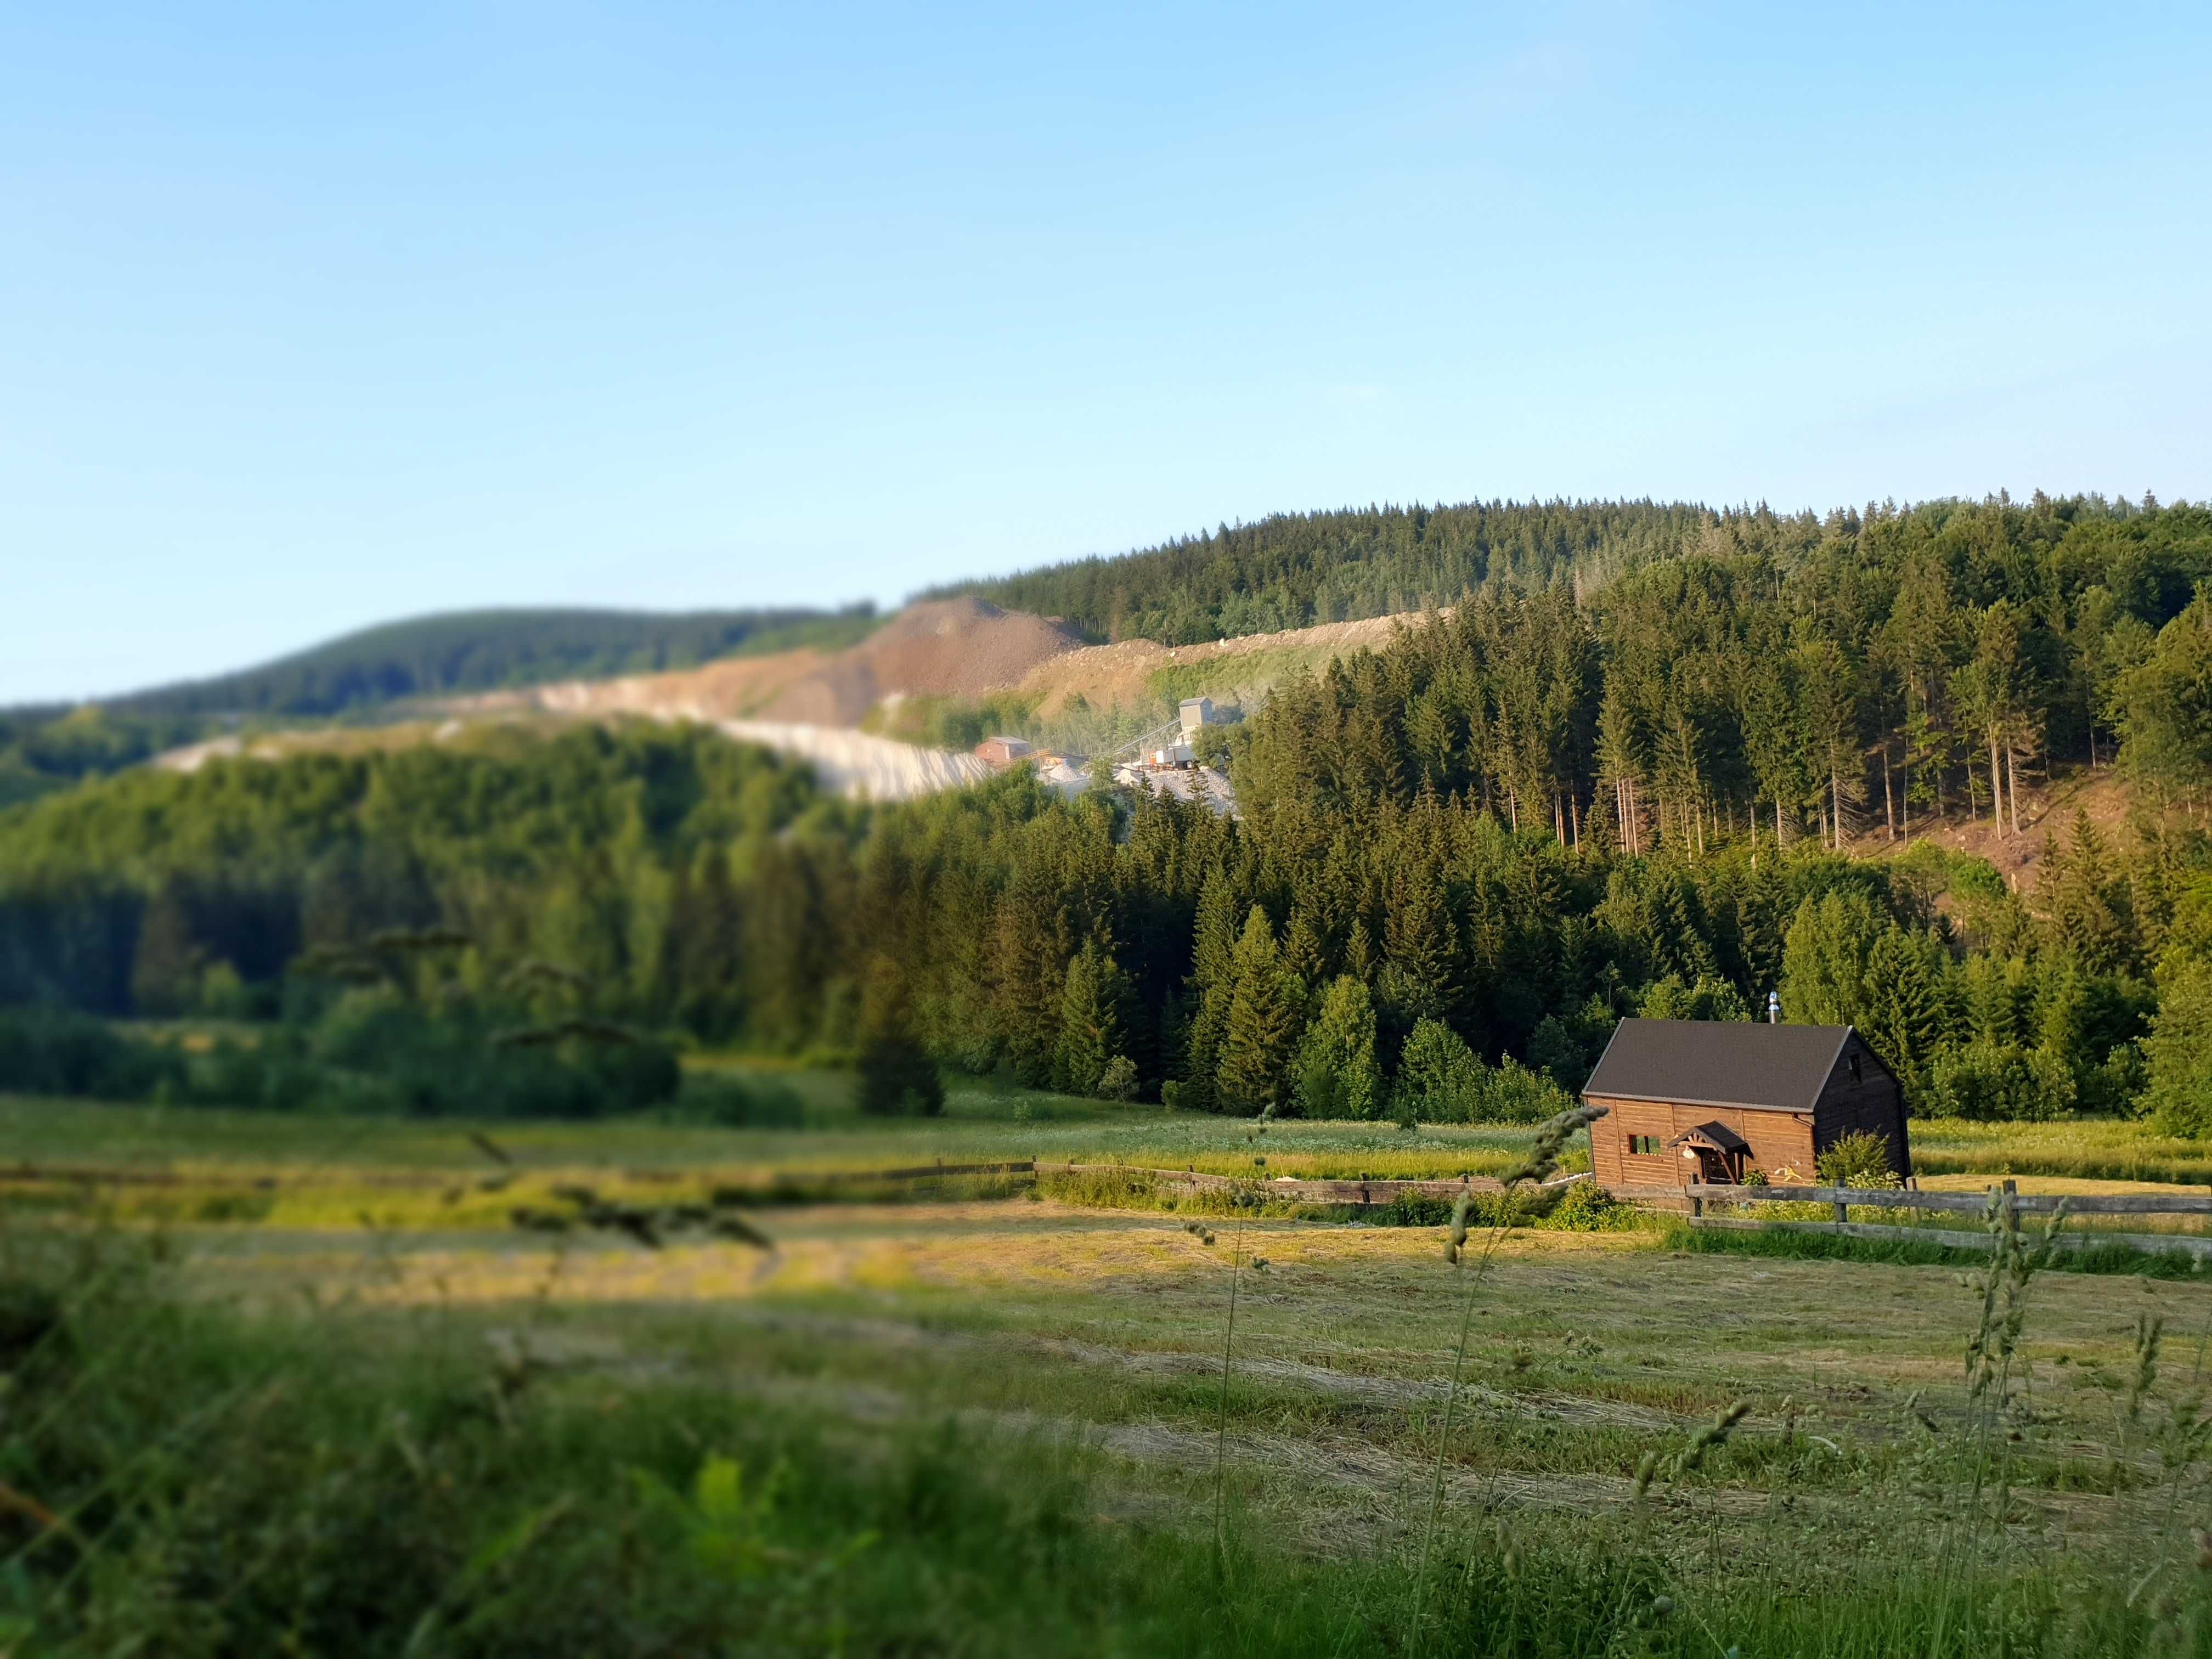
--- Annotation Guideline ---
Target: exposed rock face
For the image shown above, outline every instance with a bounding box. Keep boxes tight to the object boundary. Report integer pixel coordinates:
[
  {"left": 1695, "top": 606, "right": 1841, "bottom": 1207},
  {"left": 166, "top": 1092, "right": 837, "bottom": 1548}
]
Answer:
[
  {"left": 429, "top": 597, "right": 1087, "bottom": 730},
  {"left": 757, "top": 598, "right": 1085, "bottom": 725},
  {"left": 713, "top": 721, "right": 996, "bottom": 800}
]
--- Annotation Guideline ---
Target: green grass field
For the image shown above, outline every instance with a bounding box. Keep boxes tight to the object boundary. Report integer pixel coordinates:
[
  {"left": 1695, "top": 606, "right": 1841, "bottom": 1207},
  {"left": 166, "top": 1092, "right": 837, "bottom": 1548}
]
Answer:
[
  {"left": 1911, "top": 1117, "right": 2212, "bottom": 1185},
  {"left": 12, "top": 1085, "right": 2212, "bottom": 1652}
]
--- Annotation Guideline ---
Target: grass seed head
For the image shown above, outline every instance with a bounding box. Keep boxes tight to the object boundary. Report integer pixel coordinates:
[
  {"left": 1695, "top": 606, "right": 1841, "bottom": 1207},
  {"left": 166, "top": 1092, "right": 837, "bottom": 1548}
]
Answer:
[
  {"left": 1447, "top": 1192, "right": 1472, "bottom": 1257},
  {"left": 1631, "top": 1449, "right": 1661, "bottom": 1502},
  {"left": 1502, "top": 1105, "right": 1607, "bottom": 1188},
  {"left": 2127, "top": 1311, "right": 2165, "bottom": 1427}
]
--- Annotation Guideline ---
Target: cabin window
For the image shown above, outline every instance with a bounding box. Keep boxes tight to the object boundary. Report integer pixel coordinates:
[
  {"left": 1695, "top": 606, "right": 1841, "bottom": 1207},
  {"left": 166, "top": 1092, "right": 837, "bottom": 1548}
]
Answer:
[
  {"left": 1849, "top": 1054, "right": 1862, "bottom": 1083},
  {"left": 1627, "top": 1135, "right": 1663, "bottom": 1156}
]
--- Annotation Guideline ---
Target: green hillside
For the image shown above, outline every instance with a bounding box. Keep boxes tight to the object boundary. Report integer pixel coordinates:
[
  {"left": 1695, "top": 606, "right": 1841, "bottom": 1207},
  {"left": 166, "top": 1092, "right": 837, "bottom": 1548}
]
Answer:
[
  {"left": 8, "top": 486, "right": 2212, "bottom": 1137},
  {"left": 102, "top": 603, "right": 880, "bottom": 718},
  {"left": 932, "top": 493, "right": 2193, "bottom": 646},
  {"left": 0, "top": 604, "right": 879, "bottom": 804}
]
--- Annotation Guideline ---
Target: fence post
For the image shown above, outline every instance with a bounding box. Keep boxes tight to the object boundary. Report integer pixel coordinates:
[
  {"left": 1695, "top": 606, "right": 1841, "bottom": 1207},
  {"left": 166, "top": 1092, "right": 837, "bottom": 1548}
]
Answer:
[
  {"left": 1833, "top": 1187, "right": 1850, "bottom": 1227},
  {"left": 1690, "top": 1191, "right": 1703, "bottom": 1218}
]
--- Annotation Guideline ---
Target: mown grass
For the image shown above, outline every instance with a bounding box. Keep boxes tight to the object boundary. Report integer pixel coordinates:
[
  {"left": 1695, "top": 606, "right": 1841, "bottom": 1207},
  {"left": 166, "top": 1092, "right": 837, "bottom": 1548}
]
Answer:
[
  {"left": 10, "top": 1216, "right": 2212, "bottom": 1656},
  {"left": 13, "top": 1062, "right": 2212, "bottom": 1651},
  {"left": 0, "top": 1076, "right": 1542, "bottom": 1169}
]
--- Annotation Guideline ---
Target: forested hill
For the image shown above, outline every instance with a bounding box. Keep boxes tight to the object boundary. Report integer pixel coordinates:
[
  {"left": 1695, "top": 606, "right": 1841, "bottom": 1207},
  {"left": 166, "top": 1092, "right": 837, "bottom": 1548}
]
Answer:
[
  {"left": 0, "top": 605, "right": 879, "bottom": 806},
  {"left": 931, "top": 494, "right": 2194, "bottom": 647},
  {"left": 12, "top": 485, "right": 2212, "bottom": 1137},
  {"left": 96, "top": 604, "right": 881, "bottom": 720}
]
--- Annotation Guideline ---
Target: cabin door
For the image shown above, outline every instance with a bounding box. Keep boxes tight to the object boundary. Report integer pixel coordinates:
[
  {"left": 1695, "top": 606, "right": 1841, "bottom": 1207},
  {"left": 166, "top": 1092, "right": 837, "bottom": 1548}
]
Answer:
[{"left": 1690, "top": 1147, "right": 1740, "bottom": 1185}]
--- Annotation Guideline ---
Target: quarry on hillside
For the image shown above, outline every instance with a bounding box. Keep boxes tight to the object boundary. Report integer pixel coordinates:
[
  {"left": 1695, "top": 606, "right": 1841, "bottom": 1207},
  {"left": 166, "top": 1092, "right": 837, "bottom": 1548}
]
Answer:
[
  {"left": 151, "top": 715, "right": 1002, "bottom": 803},
  {"left": 712, "top": 720, "right": 997, "bottom": 800},
  {"left": 146, "top": 600, "right": 1439, "bottom": 806},
  {"left": 433, "top": 597, "right": 1436, "bottom": 732},
  {"left": 437, "top": 597, "right": 1086, "bottom": 728},
  {"left": 1014, "top": 610, "right": 1440, "bottom": 718}
]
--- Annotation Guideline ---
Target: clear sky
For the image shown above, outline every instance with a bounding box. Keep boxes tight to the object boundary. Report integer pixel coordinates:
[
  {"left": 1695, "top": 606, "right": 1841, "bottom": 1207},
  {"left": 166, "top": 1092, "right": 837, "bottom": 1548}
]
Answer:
[{"left": 4, "top": 2, "right": 2209, "bottom": 703}]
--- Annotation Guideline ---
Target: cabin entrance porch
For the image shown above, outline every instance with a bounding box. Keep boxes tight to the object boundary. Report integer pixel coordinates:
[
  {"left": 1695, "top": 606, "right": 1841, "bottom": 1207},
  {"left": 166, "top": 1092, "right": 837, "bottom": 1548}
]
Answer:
[{"left": 1668, "top": 1121, "right": 1750, "bottom": 1186}]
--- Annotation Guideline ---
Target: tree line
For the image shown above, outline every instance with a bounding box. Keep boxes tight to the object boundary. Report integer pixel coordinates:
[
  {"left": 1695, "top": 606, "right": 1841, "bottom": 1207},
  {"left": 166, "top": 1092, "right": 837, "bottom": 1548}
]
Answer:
[
  {"left": 0, "top": 720, "right": 2206, "bottom": 1133},
  {"left": 4, "top": 492, "right": 2212, "bottom": 1129}
]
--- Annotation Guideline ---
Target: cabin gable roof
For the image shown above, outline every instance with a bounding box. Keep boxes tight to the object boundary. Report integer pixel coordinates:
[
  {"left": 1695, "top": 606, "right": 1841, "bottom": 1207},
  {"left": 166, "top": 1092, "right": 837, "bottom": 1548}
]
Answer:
[{"left": 1582, "top": 1018, "right": 1859, "bottom": 1115}]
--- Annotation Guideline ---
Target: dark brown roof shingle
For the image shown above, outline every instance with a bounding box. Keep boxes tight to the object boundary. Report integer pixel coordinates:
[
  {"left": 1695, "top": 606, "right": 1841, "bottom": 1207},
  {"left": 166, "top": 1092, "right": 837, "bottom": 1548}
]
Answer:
[{"left": 1582, "top": 1018, "right": 1854, "bottom": 1114}]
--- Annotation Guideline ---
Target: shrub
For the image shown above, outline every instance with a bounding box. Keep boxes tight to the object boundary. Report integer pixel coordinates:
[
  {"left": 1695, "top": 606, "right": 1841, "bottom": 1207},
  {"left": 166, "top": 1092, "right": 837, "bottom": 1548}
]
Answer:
[
  {"left": 673, "top": 1074, "right": 808, "bottom": 1128},
  {"left": 1391, "top": 1019, "right": 1483, "bottom": 1122},
  {"left": 1540, "top": 1179, "right": 1635, "bottom": 1231},
  {"left": 1293, "top": 976, "right": 1383, "bottom": 1119},
  {"left": 1390, "top": 1022, "right": 1575, "bottom": 1125},
  {"left": 1815, "top": 1130, "right": 1901, "bottom": 1188},
  {"left": 857, "top": 1039, "right": 944, "bottom": 1117},
  {"left": 0, "top": 1007, "right": 185, "bottom": 1101},
  {"left": 1096, "top": 1054, "right": 1139, "bottom": 1102},
  {"left": 1476, "top": 1057, "right": 1575, "bottom": 1125}
]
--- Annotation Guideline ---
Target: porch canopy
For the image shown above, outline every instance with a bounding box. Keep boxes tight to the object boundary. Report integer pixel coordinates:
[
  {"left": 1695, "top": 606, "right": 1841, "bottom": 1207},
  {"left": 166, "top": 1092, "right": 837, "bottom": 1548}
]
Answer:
[{"left": 1667, "top": 1121, "right": 1749, "bottom": 1157}]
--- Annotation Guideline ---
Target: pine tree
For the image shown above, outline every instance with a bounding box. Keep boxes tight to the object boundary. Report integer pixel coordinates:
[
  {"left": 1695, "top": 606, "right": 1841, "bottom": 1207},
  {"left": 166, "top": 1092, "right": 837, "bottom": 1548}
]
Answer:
[
  {"left": 1282, "top": 905, "right": 1328, "bottom": 987},
  {"left": 1344, "top": 917, "right": 1376, "bottom": 982},
  {"left": 857, "top": 955, "right": 943, "bottom": 1117},
  {"left": 131, "top": 886, "right": 205, "bottom": 1017},
  {"left": 1052, "top": 938, "right": 1127, "bottom": 1097},
  {"left": 1217, "top": 906, "right": 1304, "bottom": 1116},
  {"left": 1180, "top": 867, "right": 1244, "bottom": 1110},
  {"left": 991, "top": 879, "right": 1070, "bottom": 1088},
  {"left": 673, "top": 845, "right": 747, "bottom": 1040},
  {"left": 1384, "top": 859, "right": 1453, "bottom": 1001},
  {"left": 1861, "top": 926, "right": 1954, "bottom": 1104},
  {"left": 2146, "top": 957, "right": 2212, "bottom": 1137},
  {"left": 2041, "top": 813, "right": 2137, "bottom": 975},
  {"left": 1780, "top": 891, "right": 1884, "bottom": 1026}
]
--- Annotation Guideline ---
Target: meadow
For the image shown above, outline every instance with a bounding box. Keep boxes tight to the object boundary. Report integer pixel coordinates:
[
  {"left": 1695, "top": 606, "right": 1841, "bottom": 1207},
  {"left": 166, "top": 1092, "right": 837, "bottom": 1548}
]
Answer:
[{"left": 12, "top": 1081, "right": 2212, "bottom": 1653}]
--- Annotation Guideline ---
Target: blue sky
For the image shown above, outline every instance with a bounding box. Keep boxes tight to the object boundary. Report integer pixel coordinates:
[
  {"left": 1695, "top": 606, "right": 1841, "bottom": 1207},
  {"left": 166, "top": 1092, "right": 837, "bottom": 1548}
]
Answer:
[{"left": 4, "top": 2, "right": 2209, "bottom": 702}]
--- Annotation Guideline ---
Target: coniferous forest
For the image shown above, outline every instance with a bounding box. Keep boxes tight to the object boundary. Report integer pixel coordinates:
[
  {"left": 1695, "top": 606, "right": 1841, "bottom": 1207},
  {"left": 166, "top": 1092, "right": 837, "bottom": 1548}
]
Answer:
[{"left": 7, "top": 493, "right": 2212, "bottom": 1131}]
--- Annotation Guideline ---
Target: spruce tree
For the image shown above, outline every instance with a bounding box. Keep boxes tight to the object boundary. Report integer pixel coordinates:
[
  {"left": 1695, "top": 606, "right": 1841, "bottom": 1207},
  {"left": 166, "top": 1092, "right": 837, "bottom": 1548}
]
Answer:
[
  {"left": 1779, "top": 891, "right": 1883, "bottom": 1026},
  {"left": 857, "top": 956, "right": 943, "bottom": 1117},
  {"left": 2041, "top": 814, "right": 2136, "bottom": 975},
  {"left": 1052, "top": 938, "right": 1126, "bottom": 1097},
  {"left": 1217, "top": 906, "right": 1303, "bottom": 1116}
]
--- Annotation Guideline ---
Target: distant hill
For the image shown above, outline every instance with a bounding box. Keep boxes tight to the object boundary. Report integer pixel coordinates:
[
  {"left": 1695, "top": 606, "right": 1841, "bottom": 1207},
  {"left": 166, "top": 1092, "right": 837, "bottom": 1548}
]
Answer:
[
  {"left": 925, "top": 499, "right": 1723, "bottom": 643},
  {"left": 0, "top": 604, "right": 881, "bottom": 805},
  {"left": 97, "top": 605, "right": 882, "bottom": 720}
]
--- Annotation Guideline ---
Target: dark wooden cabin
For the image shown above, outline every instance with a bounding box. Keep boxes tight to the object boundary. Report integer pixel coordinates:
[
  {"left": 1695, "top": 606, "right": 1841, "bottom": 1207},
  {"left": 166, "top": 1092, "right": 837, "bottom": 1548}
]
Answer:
[{"left": 1582, "top": 1018, "right": 1911, "bottom": 1189}]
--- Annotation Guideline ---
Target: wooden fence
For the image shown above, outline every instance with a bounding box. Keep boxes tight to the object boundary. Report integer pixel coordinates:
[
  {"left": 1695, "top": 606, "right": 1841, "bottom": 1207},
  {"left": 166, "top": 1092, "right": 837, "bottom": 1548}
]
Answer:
[{"left": 1649, "top": 1178, "right": 2212, "bottom": 1261}]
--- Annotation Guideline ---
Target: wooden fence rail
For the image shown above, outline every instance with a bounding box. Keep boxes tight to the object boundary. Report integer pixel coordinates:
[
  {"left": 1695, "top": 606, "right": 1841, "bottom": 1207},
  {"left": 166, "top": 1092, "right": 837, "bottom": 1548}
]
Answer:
[
  {"left": 834, "top": 1160, "right": 1040, "bottom": 1182},
  {"left": 1635, "top": 1178, "right": 2212, "bottom": 1262},
  {"left": 1680, "top": 1182, "right": 2212, "bottom": 1217}
]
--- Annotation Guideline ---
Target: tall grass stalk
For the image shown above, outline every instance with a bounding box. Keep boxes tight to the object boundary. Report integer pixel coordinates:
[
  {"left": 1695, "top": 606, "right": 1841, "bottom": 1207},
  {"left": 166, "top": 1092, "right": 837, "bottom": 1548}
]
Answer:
[
  {"left": 1408, "top": 1105, "right": 1602, "bottom": 1654},
  {"left": 1213, "top": 1211, "right": 1244, "bottom": 1566}
]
